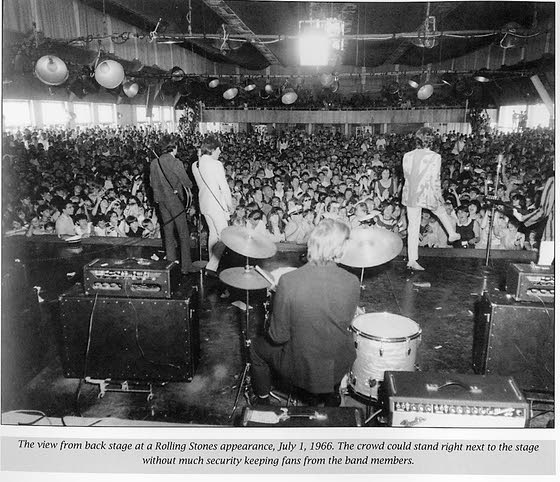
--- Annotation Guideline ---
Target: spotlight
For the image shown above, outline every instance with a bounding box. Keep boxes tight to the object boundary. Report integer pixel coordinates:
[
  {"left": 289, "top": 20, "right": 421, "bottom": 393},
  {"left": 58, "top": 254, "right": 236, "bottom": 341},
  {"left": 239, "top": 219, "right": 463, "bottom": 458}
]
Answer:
[
  {"left": 208, "top": 77, "right": 220, "bottom": 88},
  {"left": 456, "top": 78, "right": 474, "bottom": 97},
  {"left": 122, "top": 80, "right": 139, "bottom": 98},
  {"left": 35, "top": 55, "right": 69, "bottom": 86},
  {"left": 170, "top": 66, "right": 186, "bottom": 82},
  {"left": 281, "top": 88, "right": 297, "bottom": 105},
  {"left": 387, "top": 81, "right": 400, "bottom": 95},
  {"left": 223, "top": 86, "right": 239, "bottom": 100},
  {"left": 441, "top": 72, "right": 456, "bottom": 86},
  {"left": 473, "top": 69, "right": 491, "bottom": 83},
  {"left": 299, "top": 29, "right": 329, "bottom": 66},
  {"left": 243, "top": 78, "right": 257, "bottom": 92},
  {"left": 330, "top": 77, "right": 340, "bottom": 94},
  {"left": 408, "top": 76, "right": 420, "bottom": 89},
  {"left": 417, "top": 83, "right": 434, "bottom": 100},
  {"left": 94, "top": 60, "right": 125, "bottom": 89}
]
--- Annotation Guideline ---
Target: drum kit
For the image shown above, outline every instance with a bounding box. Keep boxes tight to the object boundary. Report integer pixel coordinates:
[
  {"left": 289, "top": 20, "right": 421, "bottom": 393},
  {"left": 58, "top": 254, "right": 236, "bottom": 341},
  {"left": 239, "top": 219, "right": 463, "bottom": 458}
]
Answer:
[{"left": 217, "top": 224, "right": 419, "bottom": 417}]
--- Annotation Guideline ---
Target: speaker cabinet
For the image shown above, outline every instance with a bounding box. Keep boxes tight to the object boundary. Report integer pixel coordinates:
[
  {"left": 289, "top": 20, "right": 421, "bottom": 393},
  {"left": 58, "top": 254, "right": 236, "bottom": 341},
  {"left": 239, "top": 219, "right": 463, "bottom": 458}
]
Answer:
[
  {"left": 472, "top": 292, "right": 554, "bottom": 392},
  {"left": 57, "top": 283, "right": 199, "bottom": 382}
]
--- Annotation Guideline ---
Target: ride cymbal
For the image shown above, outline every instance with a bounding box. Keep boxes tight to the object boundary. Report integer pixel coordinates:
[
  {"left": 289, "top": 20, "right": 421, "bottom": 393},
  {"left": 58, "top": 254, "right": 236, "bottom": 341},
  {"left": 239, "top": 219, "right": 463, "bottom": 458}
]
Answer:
[
  {"left": 221, "top": 226, "right": 277, "bottom": 259},
  {"left": 340, "top": 227, "right": 403, "bottom": 268}
]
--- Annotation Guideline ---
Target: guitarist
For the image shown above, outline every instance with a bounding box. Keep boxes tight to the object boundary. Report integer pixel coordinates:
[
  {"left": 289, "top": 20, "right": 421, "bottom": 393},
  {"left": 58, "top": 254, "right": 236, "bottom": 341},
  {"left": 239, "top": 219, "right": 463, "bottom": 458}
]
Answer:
[
  {"left": 149, "top": 141, "right": 195, "bottom": 275},
  {"left": 192, "top": 135, "right": 233, "bottom": 277}
]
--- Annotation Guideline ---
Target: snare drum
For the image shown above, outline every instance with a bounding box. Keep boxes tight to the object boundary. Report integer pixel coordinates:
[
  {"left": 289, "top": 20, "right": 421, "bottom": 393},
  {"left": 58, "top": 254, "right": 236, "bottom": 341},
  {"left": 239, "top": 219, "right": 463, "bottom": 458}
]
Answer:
[{"left": 348, "top": 313, "right": 421, "bottom": 400}]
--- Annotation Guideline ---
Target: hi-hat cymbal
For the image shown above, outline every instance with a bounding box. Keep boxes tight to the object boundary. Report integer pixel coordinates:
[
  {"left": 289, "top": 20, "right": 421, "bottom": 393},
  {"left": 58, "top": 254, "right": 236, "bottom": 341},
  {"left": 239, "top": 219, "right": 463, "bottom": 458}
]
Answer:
[
  {"left": 221, "top": 226, "right": 277, "bottom": 259},
  {"left": 340, "top": 227, "right": 403, "bottom": 268},
  {"left": 219, "top": 267, "right": 273, "bottom": 290}
]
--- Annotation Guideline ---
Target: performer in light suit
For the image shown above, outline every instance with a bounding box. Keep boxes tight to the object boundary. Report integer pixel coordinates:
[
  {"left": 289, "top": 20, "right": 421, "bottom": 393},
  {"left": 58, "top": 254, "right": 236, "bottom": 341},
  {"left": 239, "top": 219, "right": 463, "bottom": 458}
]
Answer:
[
  {"left": 402, "top": 127, "right": 460, "bottom": 271},
  {"left": 192, "top": 135, "right": 233, "bottom": 275}
]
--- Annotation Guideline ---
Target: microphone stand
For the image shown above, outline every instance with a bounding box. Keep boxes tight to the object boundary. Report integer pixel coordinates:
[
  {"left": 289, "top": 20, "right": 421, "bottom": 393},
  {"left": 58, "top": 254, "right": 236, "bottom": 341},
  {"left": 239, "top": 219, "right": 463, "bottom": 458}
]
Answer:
[{"left": 484, "top": 153, "right": 503, "bottom": 267}]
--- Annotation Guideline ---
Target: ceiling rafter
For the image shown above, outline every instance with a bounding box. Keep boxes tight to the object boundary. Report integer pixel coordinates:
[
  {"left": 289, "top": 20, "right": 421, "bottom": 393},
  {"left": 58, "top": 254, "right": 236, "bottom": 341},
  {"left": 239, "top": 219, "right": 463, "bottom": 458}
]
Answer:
[{"left": 201, "top": 0, "right": 280, "bottom": 65}]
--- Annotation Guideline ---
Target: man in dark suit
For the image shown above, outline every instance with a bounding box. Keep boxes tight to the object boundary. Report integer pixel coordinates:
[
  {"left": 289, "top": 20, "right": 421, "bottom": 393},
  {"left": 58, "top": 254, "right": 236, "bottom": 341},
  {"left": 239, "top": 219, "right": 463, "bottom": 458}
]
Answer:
[
  {"left": 250, "top": 219, "right": 360, "bottom": 405},
  {"left": 149, "top": 142, "right": 194, "bottom": 274}
]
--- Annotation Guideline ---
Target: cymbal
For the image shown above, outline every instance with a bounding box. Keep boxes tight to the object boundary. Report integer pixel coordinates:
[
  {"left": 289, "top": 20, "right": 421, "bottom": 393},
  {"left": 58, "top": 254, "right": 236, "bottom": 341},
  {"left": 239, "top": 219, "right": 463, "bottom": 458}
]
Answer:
[
  {"left": 340, "top": 227, "right": 403, "bottom": 268},
  {"left": 219, "top": 267, "right": 273, "bottom": 290},
  {"left": 221, "top": 226, "right": 277, "bottom": 259}
]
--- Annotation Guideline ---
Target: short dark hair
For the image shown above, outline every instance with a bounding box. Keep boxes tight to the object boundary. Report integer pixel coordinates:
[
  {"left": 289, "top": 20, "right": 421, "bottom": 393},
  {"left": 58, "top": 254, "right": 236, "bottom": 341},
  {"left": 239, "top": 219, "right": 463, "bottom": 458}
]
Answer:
[{"left": 201, "top": 135, "right": 222, "bottom": 155}]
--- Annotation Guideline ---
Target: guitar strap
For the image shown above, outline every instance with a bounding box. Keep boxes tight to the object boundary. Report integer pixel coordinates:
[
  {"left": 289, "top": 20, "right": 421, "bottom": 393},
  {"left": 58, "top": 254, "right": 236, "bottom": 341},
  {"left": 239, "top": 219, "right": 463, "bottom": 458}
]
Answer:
[
  {"left": 155, "top": 155, "right": 190, "bottom": 224},
  {"left": 194, "top": 160, "right": 229, "bottom": 215}
]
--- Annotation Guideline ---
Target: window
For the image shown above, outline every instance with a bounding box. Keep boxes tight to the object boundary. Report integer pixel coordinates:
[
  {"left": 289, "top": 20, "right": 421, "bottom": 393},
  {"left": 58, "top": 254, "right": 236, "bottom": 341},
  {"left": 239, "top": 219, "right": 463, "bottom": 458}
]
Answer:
[
  {"left": 162, "top": 107, "right": 173, "bottom": 121},
  {"left": 3, "top": 100, "right": 32, "bottom": 128},
  {"left": 97, "top": 104, "right": 115, "bottom": 124},
  {"left": 73, "top": 103, "right": 92, "bottom": 124},
  {"left": 41, "top": 101, "right": 67, "bottom": 126},
  {"left": 136, "top": 106, "right": 148, "bottom": 123}
]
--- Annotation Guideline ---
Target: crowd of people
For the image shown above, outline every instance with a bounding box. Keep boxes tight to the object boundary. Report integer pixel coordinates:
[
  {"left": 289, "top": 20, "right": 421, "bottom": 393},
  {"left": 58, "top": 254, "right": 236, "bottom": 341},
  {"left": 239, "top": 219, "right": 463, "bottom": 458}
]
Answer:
[{"left": 2, "top": 124, "right": 554, "bottom": 256}]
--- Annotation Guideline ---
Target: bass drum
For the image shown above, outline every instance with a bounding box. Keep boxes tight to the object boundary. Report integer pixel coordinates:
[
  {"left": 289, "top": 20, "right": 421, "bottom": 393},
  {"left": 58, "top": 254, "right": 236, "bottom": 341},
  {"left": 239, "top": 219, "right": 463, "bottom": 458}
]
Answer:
[{"left": 348, "top": 312, "right": 421, "bottom": 400}]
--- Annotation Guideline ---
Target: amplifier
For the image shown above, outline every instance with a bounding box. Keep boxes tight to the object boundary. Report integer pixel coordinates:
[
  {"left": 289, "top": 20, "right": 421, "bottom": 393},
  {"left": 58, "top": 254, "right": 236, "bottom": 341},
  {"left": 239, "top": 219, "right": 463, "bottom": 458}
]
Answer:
[
  {"left": 57, "top": 283, "right": 199, "bottom": 382},
  {"left": 83, "top": 258, "right": 179, "bottom": 298},
  {"left": 472, "top": 291, "right": 554, "bottom": 392},
  {"left": 383, "top": 371, "right": 528, "bottom": 428},
  {"left": 506, "top": 263, "right": 554, "bottom": 302}
]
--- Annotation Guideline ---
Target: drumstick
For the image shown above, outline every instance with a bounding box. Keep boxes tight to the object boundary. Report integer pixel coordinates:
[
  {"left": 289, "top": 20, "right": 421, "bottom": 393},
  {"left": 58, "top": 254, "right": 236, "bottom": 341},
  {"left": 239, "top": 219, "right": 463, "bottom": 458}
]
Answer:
[{"left": 254, "top": 265, "right": 275, "bottom": 288}]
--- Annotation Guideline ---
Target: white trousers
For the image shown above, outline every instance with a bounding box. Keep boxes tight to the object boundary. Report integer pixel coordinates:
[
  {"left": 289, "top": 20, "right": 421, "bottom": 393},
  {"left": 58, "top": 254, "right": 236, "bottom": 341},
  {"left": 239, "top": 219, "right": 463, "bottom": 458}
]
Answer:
[
  {"left": 406, "top": 205, "right": 457, "bottom": 263},
  {"left": 203, "top": 212, "right": 229, "bottom": 272}
]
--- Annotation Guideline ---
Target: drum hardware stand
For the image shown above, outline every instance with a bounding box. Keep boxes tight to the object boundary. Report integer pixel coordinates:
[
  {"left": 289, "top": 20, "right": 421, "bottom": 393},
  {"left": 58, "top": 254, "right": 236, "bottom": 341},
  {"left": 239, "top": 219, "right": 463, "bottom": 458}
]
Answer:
[
  {"left": 84, "top": 377, "right": 156, "bottom": 401},
  {"left": 229, "top": 258, "right": 255, "bottom": 420}
]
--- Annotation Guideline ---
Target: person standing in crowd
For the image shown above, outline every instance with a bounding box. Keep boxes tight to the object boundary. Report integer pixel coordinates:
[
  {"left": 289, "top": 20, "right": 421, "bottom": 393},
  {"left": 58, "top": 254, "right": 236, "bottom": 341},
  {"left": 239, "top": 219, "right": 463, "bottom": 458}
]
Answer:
[
  {"left": 149, "top": 142, "right": 194, "bottom": 275},
  {"left": 402, "top": 127, "right": 460, "bottom": 270},
  {"left": 55, "top": 201, "right": 76, "bottom": 237},
  {"left": 192, "top": 135, "right": 233, "bottom": 276},
  {"left": 250, "top": 219, "right": 360, "bottom": 405},
  {"left": 513, "top": 174, "right": 554, "bottom": 264}
]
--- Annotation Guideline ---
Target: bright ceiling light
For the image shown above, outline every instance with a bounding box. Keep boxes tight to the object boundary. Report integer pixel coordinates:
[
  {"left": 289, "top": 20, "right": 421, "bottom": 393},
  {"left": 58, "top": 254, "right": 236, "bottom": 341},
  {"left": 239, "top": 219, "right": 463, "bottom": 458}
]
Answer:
[{"left": 299, "top": 30, "right": 329, "bottom": 66}]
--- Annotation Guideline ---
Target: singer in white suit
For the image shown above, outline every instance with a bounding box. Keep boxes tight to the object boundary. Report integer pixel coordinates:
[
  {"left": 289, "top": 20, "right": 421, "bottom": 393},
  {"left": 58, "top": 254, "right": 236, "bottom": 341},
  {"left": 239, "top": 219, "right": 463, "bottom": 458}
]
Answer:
[
  {"left": 192, "top": 135, "right": 233, "bottom": 274},
  {"left": 402, "top": 127, "right": 460, "bottom": 271}
]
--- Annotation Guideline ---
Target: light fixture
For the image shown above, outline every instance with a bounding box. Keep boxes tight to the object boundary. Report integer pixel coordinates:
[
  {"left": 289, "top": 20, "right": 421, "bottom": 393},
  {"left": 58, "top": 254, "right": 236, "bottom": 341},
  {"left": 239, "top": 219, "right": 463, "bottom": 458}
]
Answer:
[
  {"left": 243, "top": 78, "right": 257, "bottom": 92},
  {"left": 94, "top": 60, "right": 125, "bottom": 89},
  {"left": 473, "top": 69, "right": 491, "bottom": 83},
  {"left": 208, "top": 77, "right": 220, "bottom": 88},
  {"left": 387, "top": 81, "right": 400, "bottom": 95},
  {"left": 170, "top": 66, "right": 186, "bottom": 82},
  {"left": 35, "top": 55, "right": 69, "bottom": 86},
  {"left": 456, "top": 78, "right": 474, "bottom": 97},
  {"left": 299, "top": 28, "right": 330, "bottom": 66},
  {"left": 330, "top": 75, "right": 340, "bottom": 93},
  {"left": 281, "top": 88, "right": 297, "bottom": 105},
  {"left": 441, "top": 72, "right": 456, "bottom": 86},
  {"left": 122, "top": 80, "right": 139, "bottom": 98},
  {"left": 223, "top": 86, "right": 239, "bottom": 100},
  {"left": 408, "top": 76, "right": 421, "bottom": 89},
  {"left": 417, "top": 83, "right": 434, "bottom": 100}
]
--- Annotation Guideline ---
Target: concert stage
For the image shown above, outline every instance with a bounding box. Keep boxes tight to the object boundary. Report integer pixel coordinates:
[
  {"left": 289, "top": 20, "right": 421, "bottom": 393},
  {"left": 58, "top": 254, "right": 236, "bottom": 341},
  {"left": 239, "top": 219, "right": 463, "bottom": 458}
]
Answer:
[{"left": 1, "top": 237, "right": 552, "bottom": 427}]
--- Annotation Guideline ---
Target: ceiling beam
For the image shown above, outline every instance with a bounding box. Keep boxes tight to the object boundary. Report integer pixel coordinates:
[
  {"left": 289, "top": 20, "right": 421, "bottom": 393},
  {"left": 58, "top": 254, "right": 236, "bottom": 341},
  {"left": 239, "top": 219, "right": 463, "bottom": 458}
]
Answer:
[
  {"left": 201, "top": 0, "right": 280, "bottom": 65},
  {"left": 386, "top": 2, "right": 461, "bottom": 65}
]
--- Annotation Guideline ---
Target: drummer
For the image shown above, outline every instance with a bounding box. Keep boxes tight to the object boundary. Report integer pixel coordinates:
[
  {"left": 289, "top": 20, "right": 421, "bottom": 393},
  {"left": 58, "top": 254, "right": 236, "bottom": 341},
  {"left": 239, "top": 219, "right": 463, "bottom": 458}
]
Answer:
[{"left": 250, "top": 218, "right": 360, "bottom": 405}]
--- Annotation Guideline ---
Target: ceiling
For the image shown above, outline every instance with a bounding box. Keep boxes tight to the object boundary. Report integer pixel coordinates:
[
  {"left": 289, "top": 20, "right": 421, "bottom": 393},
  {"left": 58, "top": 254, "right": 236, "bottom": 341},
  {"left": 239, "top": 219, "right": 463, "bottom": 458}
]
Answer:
[{"left": 82, "top": 1, "right": 555, "bottom": 70}]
